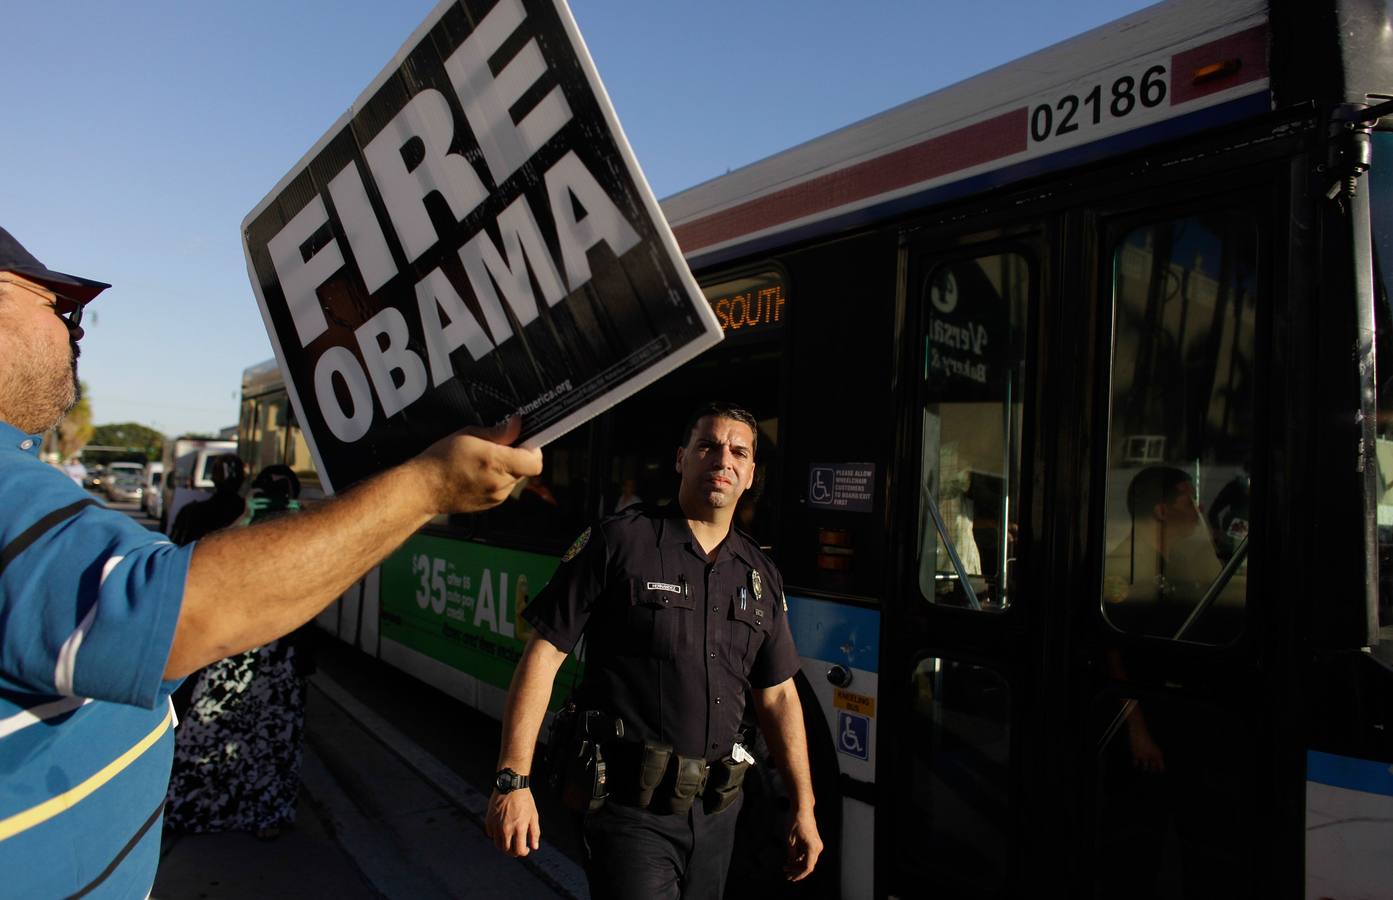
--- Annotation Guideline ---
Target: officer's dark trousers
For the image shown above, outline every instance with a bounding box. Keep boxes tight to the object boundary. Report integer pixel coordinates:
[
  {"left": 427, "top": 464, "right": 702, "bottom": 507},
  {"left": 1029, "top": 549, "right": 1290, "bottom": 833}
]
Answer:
[{"left": 581, "top": 793, "right": 743, "bottom": 900}]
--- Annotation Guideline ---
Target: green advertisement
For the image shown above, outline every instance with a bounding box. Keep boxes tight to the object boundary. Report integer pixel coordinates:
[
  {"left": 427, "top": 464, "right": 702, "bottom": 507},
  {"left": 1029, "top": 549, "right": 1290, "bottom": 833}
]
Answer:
[{"left": 379, "top": 533, "right": 580, "bottom": 698}]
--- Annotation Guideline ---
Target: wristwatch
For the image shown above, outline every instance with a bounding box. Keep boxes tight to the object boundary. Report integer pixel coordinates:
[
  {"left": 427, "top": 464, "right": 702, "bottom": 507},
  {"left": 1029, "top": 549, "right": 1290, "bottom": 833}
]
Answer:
[{"left": 494, "top": 767, "right": 530, "bottom": 793}]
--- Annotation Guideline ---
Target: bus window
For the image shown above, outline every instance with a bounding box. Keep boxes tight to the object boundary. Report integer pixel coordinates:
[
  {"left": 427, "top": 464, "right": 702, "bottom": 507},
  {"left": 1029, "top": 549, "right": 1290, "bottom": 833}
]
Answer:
[
  {"left": 238, "top": 397, "right": 261, "bottom": 472},
  {"left": 1368, "top": 132, "right": 1393, "bottom": 662},
  {"left": 280, "top": 401, "right": 321, "bottom": 490},
  {"left": 238, "top": 397, "right": 257, "bottom": 464},
  {"left": 918, "top": 253, "right": 1028, "bottom": 611},
  {"left": 902, "top": 657, "right": 1011, "bottom": 891},
  {"left": 1100, "top": 213, "right": 1258, "bottom": 645},
  {"left": 255, "top": 394, "right": 287, "bottom": 474}
]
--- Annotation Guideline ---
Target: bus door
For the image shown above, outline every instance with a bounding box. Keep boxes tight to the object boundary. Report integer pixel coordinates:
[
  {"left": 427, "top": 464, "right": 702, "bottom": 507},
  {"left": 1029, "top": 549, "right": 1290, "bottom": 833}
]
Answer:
[
  {"left": 1080, "top": 193, "right": 1273, "bottom": 897},
  {"left": 882, "top": 230, "right": 1042, "bottom": 899}
]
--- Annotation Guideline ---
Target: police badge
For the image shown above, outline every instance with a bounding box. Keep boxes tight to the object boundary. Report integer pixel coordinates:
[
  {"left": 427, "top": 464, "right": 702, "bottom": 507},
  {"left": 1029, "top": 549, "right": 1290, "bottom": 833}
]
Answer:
[{"left": 750, "top": 569, "right": 763, "bottom": 601}]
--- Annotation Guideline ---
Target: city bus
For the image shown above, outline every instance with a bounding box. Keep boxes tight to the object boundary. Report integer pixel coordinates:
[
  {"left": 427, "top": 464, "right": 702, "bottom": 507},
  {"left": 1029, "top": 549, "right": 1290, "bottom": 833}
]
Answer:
[{"left": 239, "top": 1, "right": 1393, "bottom": 896}]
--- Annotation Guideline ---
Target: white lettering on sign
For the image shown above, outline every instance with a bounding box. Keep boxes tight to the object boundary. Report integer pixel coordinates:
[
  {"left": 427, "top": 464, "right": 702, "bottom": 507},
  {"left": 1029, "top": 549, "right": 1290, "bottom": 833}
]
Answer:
[
  {"left": 929, "top": 319, "right": 989, "bottom": 355},
  {"left": 327, "top": 161, "right": 398, "bottom": 294},
  {"left": 546, "top": 150, "right": 641, "bottom": 290},
  {"left": 268, "top": 196, "right": 341, "bottom": 347},
  {"left": 356, "top": 307, "right": 428, "bottom": 419},
  {"left": 265, "top": 0, "right": 645, "bottom": 444},
  {"left": 314, "top": 346, "right": 375, "bottom": 443},
  {"left": 809, "top": 463, "right": 877, "bottom": 513},
  {"left": 362, "top": 88, "right": 489, "bottom": 264},
  {"left": 458, "top": 194, "right": 567, "bottom": 340},
  {"left": 416, "top": 266, "right": 496, "bottom": 385},
  {"left": 414, "top": 556, "right": 516, "bottom": 638},
  {"left": 445, "top": 0, "right": 573, "bottom": 185},
  {"left": 472, "top": 567, "right": 516, "bottom": 637}
]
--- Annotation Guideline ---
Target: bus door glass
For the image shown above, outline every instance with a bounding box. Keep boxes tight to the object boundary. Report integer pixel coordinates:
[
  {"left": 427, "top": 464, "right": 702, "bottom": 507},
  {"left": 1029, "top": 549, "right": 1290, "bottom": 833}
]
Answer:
[
  {"left": 919, "top": 253, "right": 1028, "bottom": 612},
  {"left": 1367, "top": 131, "right": 1393, "bottom": 663},
  {"left": 1093, "top": 208, "right": 1261, "bottom": 897},
  {"left": 896, "top": 245, "right": 1032, "bottom": 894}
]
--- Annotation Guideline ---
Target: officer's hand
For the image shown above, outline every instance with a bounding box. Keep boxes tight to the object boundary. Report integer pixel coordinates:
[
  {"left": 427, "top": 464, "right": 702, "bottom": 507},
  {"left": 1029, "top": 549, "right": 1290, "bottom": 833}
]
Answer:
[
  {"left": 1127, "top": 716, "right": 1167, "bottom": 774},
  {"left": 415, "top": 418, "right": 543, "bottom": 515},
  {"left": 485, "top": 788, "right": 541, "bottom": 857},
  {"left": 784, "top": 808, "right": 823, "bottom": 882}
]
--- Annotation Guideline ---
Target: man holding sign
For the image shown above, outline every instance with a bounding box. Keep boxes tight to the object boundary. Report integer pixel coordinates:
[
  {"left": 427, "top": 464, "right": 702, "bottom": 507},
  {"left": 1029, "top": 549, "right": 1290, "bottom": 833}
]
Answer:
[{"left": 0, "top": 226, "right": 540, "bottom": 897}]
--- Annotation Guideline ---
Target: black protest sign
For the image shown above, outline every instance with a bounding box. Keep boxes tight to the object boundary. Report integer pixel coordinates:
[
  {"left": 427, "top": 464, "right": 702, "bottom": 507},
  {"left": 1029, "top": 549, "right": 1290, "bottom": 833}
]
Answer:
[{"left": 243, "top": 0, "right": 720, "bottom": 491}]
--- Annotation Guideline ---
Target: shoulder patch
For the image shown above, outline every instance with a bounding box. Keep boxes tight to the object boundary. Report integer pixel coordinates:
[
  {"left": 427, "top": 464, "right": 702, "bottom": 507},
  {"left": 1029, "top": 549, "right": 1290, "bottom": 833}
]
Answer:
[{"left": 562, "top": 526, "right": 591, "bottom": 562}]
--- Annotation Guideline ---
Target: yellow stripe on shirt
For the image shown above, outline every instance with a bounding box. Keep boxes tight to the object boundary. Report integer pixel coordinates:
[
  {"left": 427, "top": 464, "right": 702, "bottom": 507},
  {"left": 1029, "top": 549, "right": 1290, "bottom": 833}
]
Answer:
[{"left": 0, "top": 706, "right": 172, "bottom": 841}]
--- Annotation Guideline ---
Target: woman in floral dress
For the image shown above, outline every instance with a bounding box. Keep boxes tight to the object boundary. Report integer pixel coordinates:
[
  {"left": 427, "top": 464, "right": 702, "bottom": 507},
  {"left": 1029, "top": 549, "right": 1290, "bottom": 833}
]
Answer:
[{"left": 164, "top": 466, "right": 308, "bottom": 838}]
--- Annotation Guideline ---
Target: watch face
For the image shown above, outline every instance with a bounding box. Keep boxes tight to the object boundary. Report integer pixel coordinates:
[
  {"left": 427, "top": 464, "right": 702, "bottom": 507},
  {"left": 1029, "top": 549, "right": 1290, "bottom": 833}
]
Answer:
[{"left": 496, "top": 771, "right": 512, "bottom": 791}]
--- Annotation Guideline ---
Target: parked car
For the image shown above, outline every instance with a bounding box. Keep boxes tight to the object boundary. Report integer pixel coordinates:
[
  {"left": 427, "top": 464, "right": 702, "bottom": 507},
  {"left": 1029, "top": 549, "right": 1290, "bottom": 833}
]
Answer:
[
  {"left": 141, "top": 462, "right": 165, "bottom": 520},
  {"left": 104, "top": 462, "right": 145, "bottom": 503},
  {"left": 83, "top": 465, "right": 106, "bottom": 491}
]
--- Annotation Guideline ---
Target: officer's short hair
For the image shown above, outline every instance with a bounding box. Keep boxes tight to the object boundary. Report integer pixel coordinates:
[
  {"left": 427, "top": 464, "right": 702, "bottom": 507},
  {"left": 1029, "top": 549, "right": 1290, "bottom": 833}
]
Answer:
[
  {"left": 680, "top": 401, "right": 759, "bottom": 454},
  {"left": 1126, "top": 465, "right": 1192, "bottom": 518}
]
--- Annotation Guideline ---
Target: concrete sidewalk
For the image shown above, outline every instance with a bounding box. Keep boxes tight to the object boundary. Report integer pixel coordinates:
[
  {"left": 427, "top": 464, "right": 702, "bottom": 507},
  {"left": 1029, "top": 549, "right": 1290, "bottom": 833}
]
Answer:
[{"left": 151, "top": 674, "right": 587, "bottom": 899}]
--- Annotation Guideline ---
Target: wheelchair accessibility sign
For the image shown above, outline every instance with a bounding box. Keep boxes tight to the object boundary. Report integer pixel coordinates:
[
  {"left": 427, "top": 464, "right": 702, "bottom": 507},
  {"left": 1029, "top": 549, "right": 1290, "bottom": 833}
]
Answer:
[
  {"left": 807, "top": 463, "right": 875, "bottom": 513},
  {"left": 837, "top": 710, "right": 870, "bottom": 760}
]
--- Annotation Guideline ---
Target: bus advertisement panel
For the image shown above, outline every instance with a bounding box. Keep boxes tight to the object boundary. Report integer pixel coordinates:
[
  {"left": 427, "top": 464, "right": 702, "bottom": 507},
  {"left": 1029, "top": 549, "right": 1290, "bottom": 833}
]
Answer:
[
  {"left": 242, "top": 0, "right": 720, "bottom": 492},
  {"left": 377, "top": 532, "right": 578, "bottom": 704}
]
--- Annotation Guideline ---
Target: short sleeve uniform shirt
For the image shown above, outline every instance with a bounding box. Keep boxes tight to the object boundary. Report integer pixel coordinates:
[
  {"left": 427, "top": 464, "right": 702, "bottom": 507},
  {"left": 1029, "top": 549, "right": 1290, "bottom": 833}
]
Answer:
[
  {"left": 524, "top": 503, "right": 801, "bottom": 760},
  {"left": 0, "top": 423, "right": 193, "bottom": 898}
]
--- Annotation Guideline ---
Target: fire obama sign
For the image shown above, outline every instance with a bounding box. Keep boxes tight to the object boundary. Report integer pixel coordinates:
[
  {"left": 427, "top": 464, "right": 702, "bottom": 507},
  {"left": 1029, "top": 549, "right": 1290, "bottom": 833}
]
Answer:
[{"left": 243, "top": 0, "right": 721, "bottom": 491}]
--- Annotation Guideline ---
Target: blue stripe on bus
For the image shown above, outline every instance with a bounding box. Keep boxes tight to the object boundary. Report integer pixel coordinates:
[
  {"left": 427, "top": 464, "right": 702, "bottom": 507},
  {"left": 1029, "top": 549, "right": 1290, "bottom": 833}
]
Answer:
[
  {"left": 785, "top": 595, "right": 881, "bottom": 674},
  {"left": 1307, "top": 750, "right": 1393, "bottom": 797},
  {"left": 685, "top": 92, "right": 1273, "bottom": 271}
]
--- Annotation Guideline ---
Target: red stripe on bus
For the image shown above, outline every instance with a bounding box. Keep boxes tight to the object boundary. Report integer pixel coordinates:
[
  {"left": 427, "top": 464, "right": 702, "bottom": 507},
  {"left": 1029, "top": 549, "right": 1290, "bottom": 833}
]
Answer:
[
  {"left": 1169, "top": 24, "right": 1268, "bottom": 105},
  {"left": 673, "top": 107, "right": 1028, "bottom": 254}
]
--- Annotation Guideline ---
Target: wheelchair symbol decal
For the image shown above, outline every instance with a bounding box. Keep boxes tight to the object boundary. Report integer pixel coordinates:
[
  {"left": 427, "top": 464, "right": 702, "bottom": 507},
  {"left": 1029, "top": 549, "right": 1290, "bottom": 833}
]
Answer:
[
  {"left": 809, "top": 467, "right": 834, "bottom": 505},
  {"left": 837, "top": 711, "right": 870, "bottom": 760}
]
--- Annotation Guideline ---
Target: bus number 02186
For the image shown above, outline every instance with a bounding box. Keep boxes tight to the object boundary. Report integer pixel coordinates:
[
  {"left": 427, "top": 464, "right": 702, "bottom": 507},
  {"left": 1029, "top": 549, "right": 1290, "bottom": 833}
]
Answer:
[{"left": 1030, "top": 64, "right": 1168, "bottom": 143}]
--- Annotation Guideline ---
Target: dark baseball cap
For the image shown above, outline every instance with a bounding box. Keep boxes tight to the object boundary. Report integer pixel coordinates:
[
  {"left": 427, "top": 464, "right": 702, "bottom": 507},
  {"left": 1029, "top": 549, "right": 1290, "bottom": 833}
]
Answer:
[{"left": 0, "top": 226, "right": 110, "bottom": 303}]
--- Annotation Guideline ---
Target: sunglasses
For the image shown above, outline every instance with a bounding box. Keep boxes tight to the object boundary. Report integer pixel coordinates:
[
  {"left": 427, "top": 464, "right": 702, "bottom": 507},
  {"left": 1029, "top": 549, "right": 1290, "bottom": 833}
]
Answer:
[{"left": 0, "top": 275, "right": 84, "bottom": 329}]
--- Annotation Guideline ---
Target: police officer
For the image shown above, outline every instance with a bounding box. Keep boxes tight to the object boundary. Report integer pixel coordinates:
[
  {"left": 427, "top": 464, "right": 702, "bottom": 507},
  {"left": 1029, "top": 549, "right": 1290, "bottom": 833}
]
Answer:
[{"left": 485, "top": 401, "right": 822, "bottom": 899}]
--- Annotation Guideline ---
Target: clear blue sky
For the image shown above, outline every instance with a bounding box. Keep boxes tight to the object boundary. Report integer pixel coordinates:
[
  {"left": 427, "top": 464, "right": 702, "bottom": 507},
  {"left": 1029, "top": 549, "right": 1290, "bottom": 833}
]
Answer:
[{"left": 3, "top": 1, "right": 1153, "bottom": 438}]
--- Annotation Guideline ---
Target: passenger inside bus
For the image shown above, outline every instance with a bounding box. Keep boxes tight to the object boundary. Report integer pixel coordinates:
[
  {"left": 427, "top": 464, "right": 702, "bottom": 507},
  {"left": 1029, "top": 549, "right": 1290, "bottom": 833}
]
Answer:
[{"left": 1102, "top": 466, "right": 1223, "bottom": 640}]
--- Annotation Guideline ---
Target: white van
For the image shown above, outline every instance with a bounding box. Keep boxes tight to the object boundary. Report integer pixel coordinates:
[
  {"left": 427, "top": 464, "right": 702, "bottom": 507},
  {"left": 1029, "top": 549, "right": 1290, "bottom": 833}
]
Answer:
[
  {"left": 159, "top": 440, "right": 235, "bottom": 531},
  {"left": 141, "top": 462, "right": 165, "bottom": 519}
]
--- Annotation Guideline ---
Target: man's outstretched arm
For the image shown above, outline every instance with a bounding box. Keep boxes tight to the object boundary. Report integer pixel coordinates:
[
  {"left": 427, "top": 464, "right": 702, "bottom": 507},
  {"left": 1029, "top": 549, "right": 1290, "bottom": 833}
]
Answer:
[{"left": 165, "top": 423, "right": 542, "bottom": 678}]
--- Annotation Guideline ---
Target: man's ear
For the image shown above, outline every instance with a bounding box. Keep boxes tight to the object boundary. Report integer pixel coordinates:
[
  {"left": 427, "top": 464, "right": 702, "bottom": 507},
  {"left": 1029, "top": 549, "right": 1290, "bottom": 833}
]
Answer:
[
  {"left": 1153, "top": 501, "right": 1169, "bottom": 523},
  {"left": 674, "top": 446, "right": 685, "bottom": 474}
]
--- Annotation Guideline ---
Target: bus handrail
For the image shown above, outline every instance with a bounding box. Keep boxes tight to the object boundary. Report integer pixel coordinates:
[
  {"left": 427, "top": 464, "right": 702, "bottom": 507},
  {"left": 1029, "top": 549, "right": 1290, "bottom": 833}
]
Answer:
[
  {"left": 923, "top": 490, "right": 983, "bottom": 611},
  {"left": 1097, "top": 538, "right": 1250, "bottom": 756}
]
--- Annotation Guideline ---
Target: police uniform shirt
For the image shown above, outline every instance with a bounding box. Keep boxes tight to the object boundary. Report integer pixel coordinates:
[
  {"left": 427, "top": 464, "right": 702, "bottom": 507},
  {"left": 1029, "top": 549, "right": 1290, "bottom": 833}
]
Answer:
[{"left": 524, "top": 503, "right": 801, "bottom": 761}]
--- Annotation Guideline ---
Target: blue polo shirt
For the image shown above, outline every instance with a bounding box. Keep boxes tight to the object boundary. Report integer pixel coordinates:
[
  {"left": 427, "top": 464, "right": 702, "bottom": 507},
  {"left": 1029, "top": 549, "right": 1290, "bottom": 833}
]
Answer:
[{"left": 0, "top": 424, "right": 192, "bottom": 897}]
